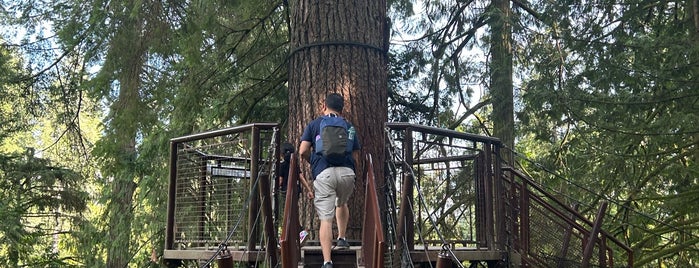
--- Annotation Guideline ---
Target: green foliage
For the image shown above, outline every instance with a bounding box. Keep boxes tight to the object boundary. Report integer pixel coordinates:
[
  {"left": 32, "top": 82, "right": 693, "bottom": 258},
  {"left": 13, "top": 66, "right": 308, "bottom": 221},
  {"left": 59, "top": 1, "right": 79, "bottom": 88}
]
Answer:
[
  {"left": 2, "top": 0, "right": 698, "bottom": 266},
  {"left": 0, "top": 149, "right": 88, "bottom": 267},
  {"left": 517, "top": 0, "right": 699, "bottom": 266},
  {"left": 11, "top": 0, "right": 290, "bottom": 266},
  {"left": 0, "top": 44, "right": 32, "bottom": 141},
  {"left": 388, "top": 0, "right": 488, "bottom": 129}
]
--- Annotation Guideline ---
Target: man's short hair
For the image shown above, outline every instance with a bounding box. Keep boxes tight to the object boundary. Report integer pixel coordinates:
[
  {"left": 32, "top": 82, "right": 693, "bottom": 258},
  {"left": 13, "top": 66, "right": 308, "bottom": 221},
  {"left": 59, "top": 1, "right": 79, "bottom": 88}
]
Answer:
[{"left": 325, "top": 93, "right": 344, "bottom": 113}]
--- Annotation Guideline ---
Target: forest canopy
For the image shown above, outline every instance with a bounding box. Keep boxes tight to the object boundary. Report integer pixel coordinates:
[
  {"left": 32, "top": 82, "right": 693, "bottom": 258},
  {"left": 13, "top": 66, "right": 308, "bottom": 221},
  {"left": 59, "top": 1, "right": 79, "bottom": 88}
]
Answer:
[{"left": 0, "top": 0, "right": 697, "bottom": 267}]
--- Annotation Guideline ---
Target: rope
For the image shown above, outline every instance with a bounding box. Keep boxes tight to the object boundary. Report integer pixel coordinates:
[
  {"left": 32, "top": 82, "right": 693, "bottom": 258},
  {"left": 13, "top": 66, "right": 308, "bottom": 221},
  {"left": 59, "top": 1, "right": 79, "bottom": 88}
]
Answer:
[{"left": 289, "top": 41, "right": 388, "bottom": 58}]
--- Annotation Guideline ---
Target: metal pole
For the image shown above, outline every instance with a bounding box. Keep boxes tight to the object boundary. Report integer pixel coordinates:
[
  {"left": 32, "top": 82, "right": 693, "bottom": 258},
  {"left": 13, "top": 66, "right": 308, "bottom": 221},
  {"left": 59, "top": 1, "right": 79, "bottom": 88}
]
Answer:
[{"left": 582, "top": 202, "right": 608, "bottom": 268}]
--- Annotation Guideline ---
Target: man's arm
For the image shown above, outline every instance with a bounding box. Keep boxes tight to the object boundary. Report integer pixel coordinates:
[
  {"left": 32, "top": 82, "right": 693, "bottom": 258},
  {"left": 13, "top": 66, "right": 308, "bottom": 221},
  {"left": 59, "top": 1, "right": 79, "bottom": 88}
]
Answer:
[
  {"left": 298, "top": 140, "right": 314, "bottom": 199},
  {"left": 298, "top": 172, "right": 313, "bottom": 198},
  {"left": 352, "top": 150, "right": 360, "bottom": 168},
  {"left": 299, "top": 140, "right": 312, "bottom": 163}
]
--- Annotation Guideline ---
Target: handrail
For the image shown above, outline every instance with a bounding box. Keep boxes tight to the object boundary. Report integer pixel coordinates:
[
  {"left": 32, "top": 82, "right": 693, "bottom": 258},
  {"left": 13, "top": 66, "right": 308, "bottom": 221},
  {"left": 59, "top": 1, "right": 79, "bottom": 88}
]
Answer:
[
  {"left": 170, "top": 123, "right": 279, "bottom": 143},
  {"left": 385, "top": 122, "right": 501, "bottom": 145},
  {"left": 503, "top": 166, "right": 633, "bottom": 267},
  {"left": 362, "top": 154, "right": 386, "bottom": 268},
  {"left": 165, "top": 123, "right": 280, "bottom": 267},
  {"left": 385, "top": 122, "right": 502, "bottom": 266},
  {"left": 279, "top": 154, "right": 302, "bottom": 268}
]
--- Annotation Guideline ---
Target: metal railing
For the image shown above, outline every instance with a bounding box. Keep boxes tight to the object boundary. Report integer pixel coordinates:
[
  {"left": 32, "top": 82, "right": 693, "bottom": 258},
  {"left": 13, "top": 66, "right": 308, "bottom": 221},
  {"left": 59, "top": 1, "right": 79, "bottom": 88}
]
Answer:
[
  {"left": 164, "top": 123, "right": 279, "bottom": 267},
  {"left": 503, "top": 166, "right": 633, "bottom": 267},
  {"left": 362, "top": 154, "right": 387, "bottom": 268},
  {"left": 384, "top": 122, "right": 632, "bottom": 267},
  {"left": 163, "top": 121, "right": 633, "bottom": 268},
  {"left": 385, "top": 122, "right": 506, "bottom": 267},
  {"left": 279, "top": 154, "right": 302, "bottom": 268}
]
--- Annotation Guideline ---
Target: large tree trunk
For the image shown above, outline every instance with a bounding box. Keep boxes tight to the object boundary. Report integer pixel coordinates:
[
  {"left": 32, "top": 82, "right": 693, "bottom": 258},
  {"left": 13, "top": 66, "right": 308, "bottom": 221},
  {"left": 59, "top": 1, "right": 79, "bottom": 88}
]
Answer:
[
  {"left": 287, "top": 0, "right": 388, "bottom": 240},
  {"left": 490, "top": 0, "right": 514, "bottom": 163}
]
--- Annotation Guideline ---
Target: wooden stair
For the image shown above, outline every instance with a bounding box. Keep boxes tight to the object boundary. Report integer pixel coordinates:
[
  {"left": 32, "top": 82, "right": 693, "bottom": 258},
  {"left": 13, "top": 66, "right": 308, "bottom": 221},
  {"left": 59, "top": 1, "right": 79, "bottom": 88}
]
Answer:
[{"left": 300, "top": 240, "right": 363, "bottom": 268}]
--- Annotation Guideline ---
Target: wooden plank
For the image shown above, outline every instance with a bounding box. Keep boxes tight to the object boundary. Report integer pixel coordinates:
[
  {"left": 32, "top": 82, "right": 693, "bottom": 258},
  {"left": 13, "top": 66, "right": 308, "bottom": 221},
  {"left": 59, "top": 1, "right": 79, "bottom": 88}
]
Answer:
[
  {"left": 163, "top": 249, "right": 266, "bottom": 262},
  {"left": 408, "top": 249, "right": 504, "bottom": 262},
  {"left": 302, "top": 247, "right": 359, "bottom": 268}
]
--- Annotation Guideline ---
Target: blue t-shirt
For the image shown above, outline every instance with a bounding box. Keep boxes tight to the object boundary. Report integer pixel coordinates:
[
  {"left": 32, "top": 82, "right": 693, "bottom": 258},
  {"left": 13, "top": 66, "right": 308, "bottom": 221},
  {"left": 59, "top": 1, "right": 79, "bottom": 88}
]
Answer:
[{"left": 301, "top": 116, "right": 361, "bottom": 179}]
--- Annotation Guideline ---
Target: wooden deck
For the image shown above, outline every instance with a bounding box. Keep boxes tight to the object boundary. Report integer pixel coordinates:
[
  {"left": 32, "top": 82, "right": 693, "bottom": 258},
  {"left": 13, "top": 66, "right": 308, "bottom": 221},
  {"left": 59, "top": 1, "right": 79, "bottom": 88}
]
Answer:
[
  {"left": 301, "top": 245, "right": 362, "bottom": 268},
  {"left": 408, "top": 246, "right": 505, "bottom": 262},
  {"left": 163, "top": 245, "right": 507, "bottom": 267},
  {"left": 163, "top": 248, "right": 268, "bottom": 263}
]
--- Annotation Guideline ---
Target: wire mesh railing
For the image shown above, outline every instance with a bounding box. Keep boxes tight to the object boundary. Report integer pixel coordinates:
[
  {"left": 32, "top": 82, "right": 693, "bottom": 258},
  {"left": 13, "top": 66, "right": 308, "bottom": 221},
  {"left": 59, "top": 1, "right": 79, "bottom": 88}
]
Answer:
[
  {"left": 502, "top": 166, "right": 633, "bottom": 268},
  {"left": 384, "top": 122, "right": 504, "bottom": 267},
  {"left": 384, "top": 122, "right": 632, "bottom": 268},
  {"left": 164, "top": 123, "right": 280, "bottom": 267}
]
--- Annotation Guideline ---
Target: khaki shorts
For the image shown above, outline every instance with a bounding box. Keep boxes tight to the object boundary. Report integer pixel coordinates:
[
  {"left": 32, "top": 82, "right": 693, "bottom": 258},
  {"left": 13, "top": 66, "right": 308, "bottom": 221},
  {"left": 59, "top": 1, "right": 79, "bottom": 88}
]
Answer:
[{"left": 313, "top": 167, "right": 356, "bottom": 220}]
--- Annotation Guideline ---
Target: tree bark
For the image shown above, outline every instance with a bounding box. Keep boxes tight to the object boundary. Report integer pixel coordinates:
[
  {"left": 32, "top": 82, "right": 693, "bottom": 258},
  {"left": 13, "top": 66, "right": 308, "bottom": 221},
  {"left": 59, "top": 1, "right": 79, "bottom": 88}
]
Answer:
[
  {"left": 490, "top": 0, "right": 514, "bottom": 163},
  {"left": 287, "top": 0, "right": 388, "bottom": 240},
  {"left": 104, "top": 2, "right": 148, "bottom": 266},
  {"left": 693, "top": 0, "right": 699, "bottom": 36}
]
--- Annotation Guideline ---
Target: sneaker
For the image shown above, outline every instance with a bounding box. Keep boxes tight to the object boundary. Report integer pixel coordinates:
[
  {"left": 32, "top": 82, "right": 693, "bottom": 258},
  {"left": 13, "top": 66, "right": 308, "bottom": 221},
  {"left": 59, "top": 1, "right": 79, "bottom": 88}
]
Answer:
[
  {"left": 335, "top": 237, "right": 350, "bottom": 250},
  {"left": 321, "top": 261, "right": 333, "bottom": 268},
  {"left": 299, "top": 230, "right": 309, "bottom": 244}
]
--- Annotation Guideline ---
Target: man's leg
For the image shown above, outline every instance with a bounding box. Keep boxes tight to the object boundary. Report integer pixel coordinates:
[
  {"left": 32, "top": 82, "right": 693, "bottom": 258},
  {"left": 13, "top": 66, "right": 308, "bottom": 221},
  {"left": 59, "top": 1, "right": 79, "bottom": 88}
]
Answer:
[
  {"left": 314, "top": 169, "right": 337, "bottom": 263},
  {"left": 334, "top": 167, "right": 355, "bottom": 250},
  {"left": 319, "top": 218, "right": 333, "bottom": 262},
  {"left": 335, "top": 204, "right": 349, "bottom": 239}
]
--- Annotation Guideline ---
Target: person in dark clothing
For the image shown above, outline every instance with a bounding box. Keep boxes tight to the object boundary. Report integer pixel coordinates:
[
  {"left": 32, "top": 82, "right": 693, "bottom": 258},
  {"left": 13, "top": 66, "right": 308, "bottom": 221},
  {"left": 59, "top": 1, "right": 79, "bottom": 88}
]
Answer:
[
  {"left": 277, "top": 142, "right": 297, "bottom": 194},
  {"left": 276, "top": 142, "right": 307, "bottom": 243},
  {"left": 299, "top": 93, "right": 361, "bottom": 268}
]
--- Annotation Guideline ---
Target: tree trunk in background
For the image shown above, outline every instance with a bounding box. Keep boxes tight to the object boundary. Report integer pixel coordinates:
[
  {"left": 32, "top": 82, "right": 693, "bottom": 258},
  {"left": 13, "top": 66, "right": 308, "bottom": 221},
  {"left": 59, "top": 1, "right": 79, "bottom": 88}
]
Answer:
[
  {"left": 287, "top": 0, "right": 388, "bottom": 240},
  {"left": 105, "top": 5, "right": 147, "bottom": 267},
  {"left": 490, "top": 0, "right": 514, "bottom": 163},
  {"left": 692, "top": 0, "right": 699, "bottom": 168}
]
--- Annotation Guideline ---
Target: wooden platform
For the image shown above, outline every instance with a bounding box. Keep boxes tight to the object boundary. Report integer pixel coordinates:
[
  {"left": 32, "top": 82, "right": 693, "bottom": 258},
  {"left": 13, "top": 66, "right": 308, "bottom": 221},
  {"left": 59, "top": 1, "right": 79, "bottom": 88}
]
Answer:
[
  {"left": 408, "top": 246, "right": 505, "bottom": 263},
  {"left": 164, "top": 245, "right": 507, "bottom": 267},
  {"left": 299, "top": 244, "right": 505, "bottom": 267},
  {"left": 163, "top": 248, "right": 267, "bottom": 262},
  {"left": 302, "top": 245, "right": 362, "bottom": 268}
]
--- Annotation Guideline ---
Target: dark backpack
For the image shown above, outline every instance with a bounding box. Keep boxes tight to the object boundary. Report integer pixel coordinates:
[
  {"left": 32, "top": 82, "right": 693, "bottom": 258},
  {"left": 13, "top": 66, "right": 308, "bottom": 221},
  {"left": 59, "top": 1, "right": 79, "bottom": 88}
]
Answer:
[{"left": 315, "top": 115, "right": 354, "bottom": 166}]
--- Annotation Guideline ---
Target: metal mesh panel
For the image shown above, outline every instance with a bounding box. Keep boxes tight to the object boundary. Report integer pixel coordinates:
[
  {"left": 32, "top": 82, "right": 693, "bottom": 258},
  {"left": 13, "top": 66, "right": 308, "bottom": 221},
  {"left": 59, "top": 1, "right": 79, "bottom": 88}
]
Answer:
[
  {"left": 527, "top": 197, "right": 585, "bottom": 266},
  {"left": 169, "top": 125, "right": 278, "bottom": 251},
  {"left": 174, "top": 138, "right": 252, "bottom": 249},
  {"left": 385, "top": 123, "right": 631, "bottom": 268},
  {"left": 505, "top": 174, "right": 629, "bottom": 268}
]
